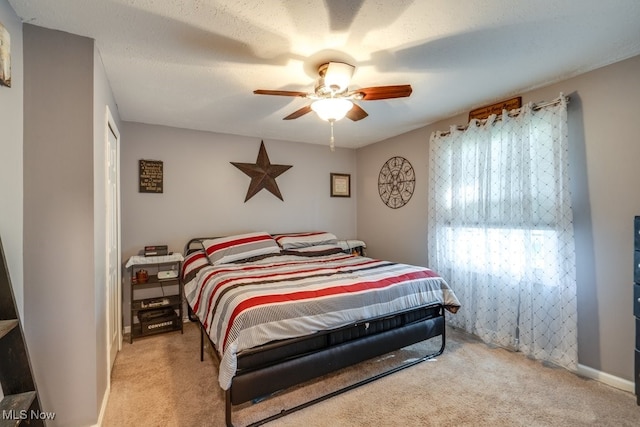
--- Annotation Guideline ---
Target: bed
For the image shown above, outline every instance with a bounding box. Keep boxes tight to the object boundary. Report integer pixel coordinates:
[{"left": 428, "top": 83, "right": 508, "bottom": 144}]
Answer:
[{"left": 182, "top": 231, "right": 460, "bottom": 426}]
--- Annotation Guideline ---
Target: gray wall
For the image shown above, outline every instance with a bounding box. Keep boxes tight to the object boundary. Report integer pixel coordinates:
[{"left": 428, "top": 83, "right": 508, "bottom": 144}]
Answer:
[
  {"left": 356, "top": 126, "right": 431, "bottom": 267},
  {"left": 23, "top": 23, "right": 95, "bottom": 426},
  {"left": 120, "top": 122, "right": 358, "bottom": 326},
  {"left": 357, "top": 54, "right": 640, "bottom": 384},
  {"left": 23, "top": 24, "right": 120, "bottom": 427},
  {"left": 0, "top": 0, "right": 24, "bottom": 317},
  {"left": 92, "top": 45, "right": 121, "bottom": 419},
  {"left": 3, "top": 1, "right": 638, "bottom": 421}
]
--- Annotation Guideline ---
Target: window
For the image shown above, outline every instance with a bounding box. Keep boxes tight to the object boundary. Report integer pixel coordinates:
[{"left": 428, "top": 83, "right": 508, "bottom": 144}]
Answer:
[{"left": 427, "top": 95, "right": 578, "bottom": 369}]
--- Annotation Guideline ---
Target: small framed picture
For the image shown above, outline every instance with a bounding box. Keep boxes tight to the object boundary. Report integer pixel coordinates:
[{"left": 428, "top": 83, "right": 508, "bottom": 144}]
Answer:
[{"left": 330, "top": 173, "right": 350, "bottom": 197}]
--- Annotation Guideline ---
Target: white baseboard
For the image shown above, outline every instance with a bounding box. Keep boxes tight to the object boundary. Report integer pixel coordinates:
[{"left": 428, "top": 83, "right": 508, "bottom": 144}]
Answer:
[
  {"left": 91, "top": 383, "right": 110, "bottom": 427},
  {"left": 577, "top": 364, "right": 635, "bottom": 394}
]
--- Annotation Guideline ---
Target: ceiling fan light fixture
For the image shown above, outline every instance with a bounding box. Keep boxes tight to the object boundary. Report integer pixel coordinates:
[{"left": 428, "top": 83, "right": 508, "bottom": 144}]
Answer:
[
  {"left": 311, "top": 98, "right": 353, "bottom": 121},
  {"left": 320, "top": 62, "right": 355, "bottom": 93}
]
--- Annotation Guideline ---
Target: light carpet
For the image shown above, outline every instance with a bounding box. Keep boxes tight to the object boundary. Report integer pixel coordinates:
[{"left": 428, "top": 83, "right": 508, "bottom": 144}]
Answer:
[{"left": 103, "top": 322, "right": 638, "bottom": 426}]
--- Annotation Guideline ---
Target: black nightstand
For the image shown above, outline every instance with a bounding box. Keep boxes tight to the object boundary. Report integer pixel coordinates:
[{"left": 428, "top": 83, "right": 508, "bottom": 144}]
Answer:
[{"left": 126, "top": 253, "right": 184, "bottom": 343}]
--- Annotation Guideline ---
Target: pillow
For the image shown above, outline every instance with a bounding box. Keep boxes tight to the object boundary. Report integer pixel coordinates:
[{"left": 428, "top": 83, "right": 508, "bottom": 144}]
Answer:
[
  {"left": 202, "top": 232, "right": 281, "bottom": 265},
  {"left": 181, "top": 249, "right": 210, "bottom": 283},
  {"left": 273, "top": 232, "right": 338, "bottom": 250},
  {"left": 282, "top": 244, "right": 344, "bottom": 257}
]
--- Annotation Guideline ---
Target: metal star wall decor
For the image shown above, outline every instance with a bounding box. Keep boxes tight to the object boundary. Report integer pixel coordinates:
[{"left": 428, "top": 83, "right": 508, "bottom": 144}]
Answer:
[{"left": 231, "top": 141, "right": 292, "bottom": 202}]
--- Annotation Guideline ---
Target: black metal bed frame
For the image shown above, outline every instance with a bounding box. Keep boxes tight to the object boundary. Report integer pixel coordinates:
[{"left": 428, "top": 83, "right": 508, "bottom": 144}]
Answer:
[
  {"left": 183, "top": 237, "right": 448, "bottom": 426},
  {"left": 194, "top": 304, "right": 447, "bottom": 427}
]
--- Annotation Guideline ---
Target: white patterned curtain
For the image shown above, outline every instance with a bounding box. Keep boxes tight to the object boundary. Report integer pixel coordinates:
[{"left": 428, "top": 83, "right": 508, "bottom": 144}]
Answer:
[{"left": 427, "top": 94, "right": 577, "bottom": 369}]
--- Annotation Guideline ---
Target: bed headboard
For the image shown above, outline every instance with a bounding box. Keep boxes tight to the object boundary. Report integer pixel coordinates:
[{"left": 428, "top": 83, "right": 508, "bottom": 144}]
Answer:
[{"left": 183, "top": 237, "right": 218, "bottom": 255}]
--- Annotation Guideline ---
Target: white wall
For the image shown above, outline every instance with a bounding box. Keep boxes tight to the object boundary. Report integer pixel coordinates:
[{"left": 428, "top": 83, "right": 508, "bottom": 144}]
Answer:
[
  {"left": 356, "top": 54, "right": 640, "bottom": 384},
  {"left": 0, "top": 0, "right": 23, "bottom": 317},
  {"left": 120, "top": 122, "right": 358, "bottom": 326}
]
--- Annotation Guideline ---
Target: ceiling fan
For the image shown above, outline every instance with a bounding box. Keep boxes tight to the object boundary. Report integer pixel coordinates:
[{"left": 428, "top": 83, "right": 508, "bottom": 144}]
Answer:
[{"left": 253, "top": 61, "right": 412, "bottom": 150}]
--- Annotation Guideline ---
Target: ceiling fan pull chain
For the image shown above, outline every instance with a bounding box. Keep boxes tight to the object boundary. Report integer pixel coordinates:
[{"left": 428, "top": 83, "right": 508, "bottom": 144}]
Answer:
[{"left": 330, "top": 120, "right": 335, "bottom": 151}]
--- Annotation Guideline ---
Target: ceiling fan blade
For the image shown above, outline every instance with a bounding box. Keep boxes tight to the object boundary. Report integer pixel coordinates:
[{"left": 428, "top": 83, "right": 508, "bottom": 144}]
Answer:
[
  {"left": 346, "top": 103, "right": 368, "bottom": 121},
  {"left": 355, "top": 85, "right": 413, "bottom": 100},
  {"left": 254, "top": 89, "right": 308, "bottom": 97},
  {"left": 283, "top": 105, "right": 313, "bottom": 120}
]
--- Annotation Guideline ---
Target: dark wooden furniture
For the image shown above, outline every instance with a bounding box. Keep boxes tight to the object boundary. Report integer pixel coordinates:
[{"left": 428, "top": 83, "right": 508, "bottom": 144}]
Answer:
[
  {"left": 0, "top": 237, "right": 45, "bottom": 426},
  {"left": 127, "top": 255, "right": 183, "bottom": 343},
  {"left": 634, "top": 217, "right": 640, "bottom": 405}
]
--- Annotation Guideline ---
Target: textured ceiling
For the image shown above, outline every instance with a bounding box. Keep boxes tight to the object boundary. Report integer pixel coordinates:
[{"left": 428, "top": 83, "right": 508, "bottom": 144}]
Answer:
[{"left": 8, "top": 0, "right": 640, "bottom": 149}]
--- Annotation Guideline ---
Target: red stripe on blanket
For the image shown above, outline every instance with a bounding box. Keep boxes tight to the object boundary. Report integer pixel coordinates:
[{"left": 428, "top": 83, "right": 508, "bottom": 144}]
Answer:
[
  {"left": 199, "top": 257, "right": 381, "bottom": 323},
  {"left": 181, "top": 251, "right": 207, "bottom": 277},
  {"left": 192, "top": 253, "right": 355, "bottom": 313},
  {"left": 200, "top": 258, "right": 383, "bottom": 329},
  {"left": 221, "top": 269, "right": 440, "bottom": 349}
]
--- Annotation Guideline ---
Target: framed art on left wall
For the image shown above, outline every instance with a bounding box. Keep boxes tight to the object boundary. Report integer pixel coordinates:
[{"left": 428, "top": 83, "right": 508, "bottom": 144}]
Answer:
[{"left": 0, "top": 21, "right": 10, "bottom": 88}]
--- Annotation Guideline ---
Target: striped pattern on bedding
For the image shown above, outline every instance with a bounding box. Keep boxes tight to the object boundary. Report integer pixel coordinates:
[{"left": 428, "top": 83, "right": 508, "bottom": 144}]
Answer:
[
  {"left": 184, "top": 252, "right": 460, "bottom": 390},
  {"left": 273, "top": 231, "right": 338, "bottom": 249},
  {"left": 202, "top": 232, "right": 281, "bottom": 265},
  {"left": 181, "top": 249, "right": 209, "bottom": 283}
]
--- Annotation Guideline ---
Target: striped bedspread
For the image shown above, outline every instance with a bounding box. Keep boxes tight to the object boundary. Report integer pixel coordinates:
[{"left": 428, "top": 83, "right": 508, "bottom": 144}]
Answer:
[{"left": 184, "top": 252, "right": 460, "bottom": 390}]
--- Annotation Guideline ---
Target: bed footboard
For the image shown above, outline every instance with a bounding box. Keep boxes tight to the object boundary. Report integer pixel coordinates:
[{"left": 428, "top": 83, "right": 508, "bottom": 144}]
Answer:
[{"left": 213, "top": 303, "right": 447, "bottom": 427}]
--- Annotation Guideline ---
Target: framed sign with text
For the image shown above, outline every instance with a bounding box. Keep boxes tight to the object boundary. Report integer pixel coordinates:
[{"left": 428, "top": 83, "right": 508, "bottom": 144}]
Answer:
[
  {"left": 330, "top": 173, "right": 350, "bottom": 197},
  {"left": 139, "top": 159, "right": 163, "bottom": 193}
]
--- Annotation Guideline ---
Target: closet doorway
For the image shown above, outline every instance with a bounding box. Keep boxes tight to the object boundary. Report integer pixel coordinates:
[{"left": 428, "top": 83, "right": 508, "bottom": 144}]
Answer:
[{"left": 105, "top": 106, "right": 121, "bottom": 370}]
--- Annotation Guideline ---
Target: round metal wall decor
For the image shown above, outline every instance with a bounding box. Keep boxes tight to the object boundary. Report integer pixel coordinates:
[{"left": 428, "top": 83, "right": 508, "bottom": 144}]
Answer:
[{"left": 378, "top": 156, "right": 415, "bottom": 209}]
